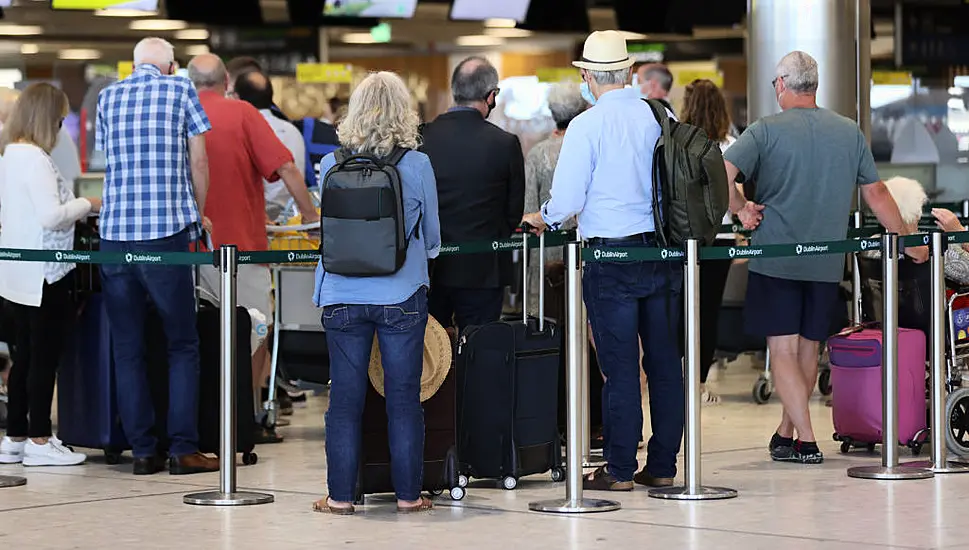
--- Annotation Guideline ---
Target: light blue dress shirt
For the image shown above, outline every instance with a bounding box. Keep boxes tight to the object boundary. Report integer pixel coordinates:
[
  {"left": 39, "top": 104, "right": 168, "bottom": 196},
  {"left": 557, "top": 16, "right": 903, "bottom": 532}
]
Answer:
[
  {"left": 540, "top": 87, "right": 662, "bottom": 239},
  {"left": 313, "top": 149, "right": 441, "bottom": 308}
]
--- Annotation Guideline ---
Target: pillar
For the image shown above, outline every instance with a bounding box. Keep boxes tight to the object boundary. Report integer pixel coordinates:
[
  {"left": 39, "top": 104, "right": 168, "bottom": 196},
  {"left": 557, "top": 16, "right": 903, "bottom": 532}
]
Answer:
[{"left": 746, "top": 0, "right": 870, "bottom": 127}]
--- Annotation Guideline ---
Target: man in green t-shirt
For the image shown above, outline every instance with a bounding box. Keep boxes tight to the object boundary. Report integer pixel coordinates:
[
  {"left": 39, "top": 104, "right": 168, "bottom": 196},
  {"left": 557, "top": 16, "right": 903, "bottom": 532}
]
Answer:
[{"left": 722, "top": 50, "right": 926, "bottom": 465}]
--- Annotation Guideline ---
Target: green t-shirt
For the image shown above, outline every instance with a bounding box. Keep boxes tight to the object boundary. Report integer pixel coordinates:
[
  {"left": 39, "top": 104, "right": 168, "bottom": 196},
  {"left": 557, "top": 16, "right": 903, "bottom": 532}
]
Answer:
[{"left": 724, "top": 107, "right": 879, "bottom": 283}]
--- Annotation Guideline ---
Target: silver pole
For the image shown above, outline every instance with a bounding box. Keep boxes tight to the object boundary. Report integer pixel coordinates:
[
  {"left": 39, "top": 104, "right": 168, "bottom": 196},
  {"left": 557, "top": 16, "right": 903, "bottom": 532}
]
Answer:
[
  {"left": 185, "top": 246, "right": 275, "bottom": 506},
  {"left": 522, "top": 232, "right": 529, "bottom": 325},
  {"left": 962, "top": 200, "right": 969, "bottom": 220},
  {"left": 856, "top": 0, "right": 872, "bottom": 144},
  {"left": 578, "top": 238, "right": 601, "bottom": 467},
  {"left": 905, "top": 232, "right": 969, "bottom": 473},
  {"left": 650, "top": 239, "right": 737, "bottom": 500},
  {"left": 852, "top": 210, "right": 864, "bottom": 324},
  {"left": 264, "top": 267, "right": 282, "bottom": 426},
  {"left": 848, "top": 234, "right": 933, "bottom": 480},
  {"left": 530, "top": 241, "right": 620, "bottom": 514},
  {"left": 538, "top": 232, "right": 545, "bottom": 331}
]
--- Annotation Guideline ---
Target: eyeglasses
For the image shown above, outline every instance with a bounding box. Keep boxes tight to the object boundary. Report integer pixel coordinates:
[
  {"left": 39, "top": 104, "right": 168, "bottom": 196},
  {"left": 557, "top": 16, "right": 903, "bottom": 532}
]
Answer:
[
  {"left": 58, "top": 118, "right": 64, "bottom": 129},
  {"left": 772, "top": 75, "right": 787, "bottom": 89}
]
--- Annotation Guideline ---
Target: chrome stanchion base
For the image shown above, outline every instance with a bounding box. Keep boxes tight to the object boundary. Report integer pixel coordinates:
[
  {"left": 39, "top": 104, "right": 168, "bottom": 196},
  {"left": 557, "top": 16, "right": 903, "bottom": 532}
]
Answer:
[
  {"left": 847, "top": 465, "right": 934, "bottom": 480},
  {"left": 528, "top": 498, "right": 621, "bottom": 513},
  {"left": 648, "top": 486, "right": 737, "bottom": 501},
  {"left": 902, "top": 460, "right": 969, "bottom": 474},
  {"left": 183, "top": 490, "right": 274, "bottom": 506},
  {"left": 0, "top": 475, "right": 26, "bottom": 488}
]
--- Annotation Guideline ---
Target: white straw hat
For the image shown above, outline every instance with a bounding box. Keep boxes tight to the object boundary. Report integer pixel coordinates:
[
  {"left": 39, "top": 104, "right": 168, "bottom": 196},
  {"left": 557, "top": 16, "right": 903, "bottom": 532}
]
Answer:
[{"left": 572, "top": 30, "right": 635, "bottom": 72}]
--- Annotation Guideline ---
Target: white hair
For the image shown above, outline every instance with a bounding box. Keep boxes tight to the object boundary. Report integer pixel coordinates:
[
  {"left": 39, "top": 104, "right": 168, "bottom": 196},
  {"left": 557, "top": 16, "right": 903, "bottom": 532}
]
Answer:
[
  {"left": 776, "top": 51, "right": 819, "bottom": 95},
  {"left": 547, "top": 83, "right": 587, "bottom": 128},
  {"left": 884, "top": 176, "right": 928, "bottom": 225},
  {"left": 134, "top": 37, "right": 175, "bottom": 67},
  {"left": 588, "top": 68, "right": 629, "bottom": 87},
  {"left": 338, "top": 71, "right": 420, "bottom": 158}
]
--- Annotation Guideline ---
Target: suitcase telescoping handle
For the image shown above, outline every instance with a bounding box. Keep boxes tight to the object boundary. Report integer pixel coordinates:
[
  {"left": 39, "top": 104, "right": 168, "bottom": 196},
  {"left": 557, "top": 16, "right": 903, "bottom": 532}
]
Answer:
[{"left": 520, "top": 223, "right": 545, "bottom": 331}]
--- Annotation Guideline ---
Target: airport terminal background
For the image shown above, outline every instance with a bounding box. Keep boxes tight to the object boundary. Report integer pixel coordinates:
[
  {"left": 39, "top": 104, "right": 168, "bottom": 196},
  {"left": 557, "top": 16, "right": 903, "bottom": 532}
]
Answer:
[{"left": 1, "top": 0, "right": 969, "bottom": 548}]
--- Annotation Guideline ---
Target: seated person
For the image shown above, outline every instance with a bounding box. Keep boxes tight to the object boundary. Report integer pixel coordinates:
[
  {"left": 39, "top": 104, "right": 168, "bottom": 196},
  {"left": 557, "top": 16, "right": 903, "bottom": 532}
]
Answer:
[{"left": 931, "top": 208, "right": 969, "bottom": 286}]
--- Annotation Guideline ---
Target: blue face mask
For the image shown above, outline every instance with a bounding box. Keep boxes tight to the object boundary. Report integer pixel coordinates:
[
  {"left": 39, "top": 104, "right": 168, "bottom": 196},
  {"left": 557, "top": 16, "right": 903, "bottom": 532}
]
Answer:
[{"left": 580, "top": 81, "right": 596, "bottom": 106}]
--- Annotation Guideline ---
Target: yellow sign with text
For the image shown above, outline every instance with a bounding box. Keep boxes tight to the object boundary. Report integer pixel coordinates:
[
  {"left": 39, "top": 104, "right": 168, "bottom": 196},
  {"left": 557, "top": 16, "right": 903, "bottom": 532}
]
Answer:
[
  {"left": 117, "top": 61, "right": 133, "bottom": 80},
  {"left": 872, "top": 71, "right": 913, "bottom": 86},
  {"left": 536, "top": 68, "right": 581, "bottom": 83},
  {"left": 674, "top": 71, "right": 724, "bottom": 88},
  {"left": 296, "top": 63, "right": 353, "bottom": 84}
]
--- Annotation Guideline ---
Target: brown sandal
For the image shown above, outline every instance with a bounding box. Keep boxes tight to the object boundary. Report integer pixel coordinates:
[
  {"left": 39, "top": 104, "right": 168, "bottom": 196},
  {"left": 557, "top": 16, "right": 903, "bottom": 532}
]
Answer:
[
  {"left": 313, "top": 497, "right": 355, "bottom": 515},
  {"left": 397, "top": 496, "right": 434, "bottom": 513}
]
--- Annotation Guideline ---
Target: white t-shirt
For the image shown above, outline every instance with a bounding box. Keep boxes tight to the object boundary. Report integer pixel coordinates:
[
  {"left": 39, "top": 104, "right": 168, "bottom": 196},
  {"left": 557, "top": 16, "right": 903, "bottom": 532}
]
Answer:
[
  {"left": 259, "top": 109, "right": 306, "bottom": 220},
  {"left": 716, "top": 136, "right": 738, "bottom": 239}
]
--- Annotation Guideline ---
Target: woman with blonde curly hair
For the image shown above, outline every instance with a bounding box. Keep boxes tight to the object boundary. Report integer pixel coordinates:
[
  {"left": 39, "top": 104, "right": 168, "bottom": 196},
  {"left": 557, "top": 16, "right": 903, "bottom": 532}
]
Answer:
[{"left": 312, "top": 71, "right": 441, "bottom": 514}]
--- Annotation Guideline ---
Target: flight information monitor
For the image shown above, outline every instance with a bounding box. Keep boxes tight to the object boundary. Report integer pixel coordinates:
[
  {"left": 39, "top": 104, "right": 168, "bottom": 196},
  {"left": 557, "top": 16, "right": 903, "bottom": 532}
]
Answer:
[
  {"left": 450, "top": 0, "right": 531, "bottom": 22},
  {"left": 323, "top": 0, "right": 417, "bottom": 18}
]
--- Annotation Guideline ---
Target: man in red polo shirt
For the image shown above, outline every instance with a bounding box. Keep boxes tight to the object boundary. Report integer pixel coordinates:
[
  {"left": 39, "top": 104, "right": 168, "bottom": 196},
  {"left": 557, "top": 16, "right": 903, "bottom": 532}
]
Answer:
[{"left": 187, "top": 54, "right": 319, "bottom": 442}]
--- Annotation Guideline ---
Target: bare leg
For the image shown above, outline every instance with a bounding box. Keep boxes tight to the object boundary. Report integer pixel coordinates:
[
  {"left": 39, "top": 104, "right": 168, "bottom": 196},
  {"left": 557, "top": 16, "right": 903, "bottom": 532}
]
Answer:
[
  {"left": 252, "top": 340, "right": 271, "bottom": 420},
  {"left": 776, "top": 338, "right": 822, "bottom": 438},
  {"left": 768, "top": 335, "right": 816, "bottom": 442}
]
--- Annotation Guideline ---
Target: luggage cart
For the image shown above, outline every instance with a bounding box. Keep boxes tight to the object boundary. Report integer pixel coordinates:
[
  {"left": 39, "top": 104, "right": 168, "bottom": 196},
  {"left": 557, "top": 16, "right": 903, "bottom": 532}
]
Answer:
[{"left": 943, "top": 289, "right": 969, "bottom": 458}]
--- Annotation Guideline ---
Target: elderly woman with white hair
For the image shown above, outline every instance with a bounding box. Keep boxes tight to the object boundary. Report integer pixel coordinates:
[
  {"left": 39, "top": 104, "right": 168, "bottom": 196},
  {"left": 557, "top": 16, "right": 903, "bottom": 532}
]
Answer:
[{"left": 312, "top": 71, "right": 441, "bottom": 515}]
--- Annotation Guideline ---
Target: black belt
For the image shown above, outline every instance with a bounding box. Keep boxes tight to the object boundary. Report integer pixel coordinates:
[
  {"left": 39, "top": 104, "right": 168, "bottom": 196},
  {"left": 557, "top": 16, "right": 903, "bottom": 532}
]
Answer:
[{"left": 586, "top": 232, "right": 655, "bottom": 246}]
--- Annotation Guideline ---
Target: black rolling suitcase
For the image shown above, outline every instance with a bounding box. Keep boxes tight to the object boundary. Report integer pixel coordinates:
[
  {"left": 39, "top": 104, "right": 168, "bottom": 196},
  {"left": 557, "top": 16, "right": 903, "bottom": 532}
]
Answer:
[
  {"left": 456, "top": 232, "right": 564, "bottom": 490},
  {"left": 356, "top": 367, "right": 463, "bottom": 503}
]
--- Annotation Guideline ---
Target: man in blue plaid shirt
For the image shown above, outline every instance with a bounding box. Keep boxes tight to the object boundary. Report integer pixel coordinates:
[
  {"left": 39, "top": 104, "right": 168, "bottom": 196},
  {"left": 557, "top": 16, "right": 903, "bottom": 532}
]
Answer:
[{"left": 95, "top": 37, "right": 218, "bottom": 476}]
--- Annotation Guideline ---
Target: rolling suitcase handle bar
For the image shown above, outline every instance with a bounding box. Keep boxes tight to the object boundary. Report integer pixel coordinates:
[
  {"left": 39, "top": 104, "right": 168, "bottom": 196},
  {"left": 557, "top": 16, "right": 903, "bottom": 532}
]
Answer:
[{"left": 520, "top": 224, "right": 545, "bottom": 331}]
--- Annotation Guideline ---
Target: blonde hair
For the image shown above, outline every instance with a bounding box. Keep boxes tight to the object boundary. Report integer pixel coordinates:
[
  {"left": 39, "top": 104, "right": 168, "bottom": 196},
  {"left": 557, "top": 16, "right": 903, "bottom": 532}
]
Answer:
[
  {"left": 884, "top": 176, "right": 928, "bottom": 225},
  {"left": 0, "top": 88, "right": 21, "bottom": 124},
  {"left": 337, "top": 71, "right": 420, "bottom": 158},
  {"left": 0, "top": 83, "right": 68, "bottom": 154}
]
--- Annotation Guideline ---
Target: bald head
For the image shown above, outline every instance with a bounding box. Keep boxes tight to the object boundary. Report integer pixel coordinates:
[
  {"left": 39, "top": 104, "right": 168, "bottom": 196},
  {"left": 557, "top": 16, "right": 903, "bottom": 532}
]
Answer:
[
  {"left": 134, "top": 37, "right": 175, "bottom": 74},
  {"left": 234, "top": 71, "right": 274, "bottom": 111},
  {"left": 451, "top": 56, "right": 499, "bottom": 105},
  {"left": 188, "top": 54, "right": 228, "bottom": 94}
]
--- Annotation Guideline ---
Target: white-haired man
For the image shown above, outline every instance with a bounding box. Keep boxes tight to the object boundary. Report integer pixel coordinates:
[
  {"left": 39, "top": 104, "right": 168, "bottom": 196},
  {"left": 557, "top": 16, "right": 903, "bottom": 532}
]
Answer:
[
  {"left": 96, "top": 37, "right": 217, "bottom": 476},
  {"left": 722, "top": 50, "right": 925, "bottom": 464},
  {"left": 523, "top": 30, "right": 690, "bottom": 491}
]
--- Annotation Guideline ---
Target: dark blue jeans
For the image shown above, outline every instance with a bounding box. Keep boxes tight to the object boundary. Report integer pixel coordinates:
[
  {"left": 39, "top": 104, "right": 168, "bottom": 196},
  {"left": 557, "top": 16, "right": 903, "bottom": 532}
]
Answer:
[
  {"left": 322, "top": 287, "right": 428, "bottom": 502},
  {"left": 100, "top": 230, "right": 200, "bottom": 458},
  {"left": 584, "top": 236, "right": 684, "bottom": 481}
]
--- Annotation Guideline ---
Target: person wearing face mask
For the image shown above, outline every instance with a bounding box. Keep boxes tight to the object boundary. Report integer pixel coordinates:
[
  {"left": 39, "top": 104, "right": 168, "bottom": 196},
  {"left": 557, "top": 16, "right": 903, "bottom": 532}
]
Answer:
[
  {"left": 636, "top": 63, "right": 675, "bottom": 115},
  {"left": 419, "top": 57, "right": 525, "bottom": 333}
]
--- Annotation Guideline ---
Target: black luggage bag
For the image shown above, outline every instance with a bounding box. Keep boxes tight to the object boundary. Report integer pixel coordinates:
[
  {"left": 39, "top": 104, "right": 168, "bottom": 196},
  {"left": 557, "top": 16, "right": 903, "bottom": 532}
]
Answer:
[{"left": 455, "top": 232, "right": 564, "bottom": 489}]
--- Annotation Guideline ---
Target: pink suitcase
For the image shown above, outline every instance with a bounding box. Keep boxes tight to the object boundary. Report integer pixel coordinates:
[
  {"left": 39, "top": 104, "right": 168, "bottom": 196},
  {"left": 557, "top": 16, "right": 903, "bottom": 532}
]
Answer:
[{"left": 828, "top": 327, "right": 927, "bottom": 454}]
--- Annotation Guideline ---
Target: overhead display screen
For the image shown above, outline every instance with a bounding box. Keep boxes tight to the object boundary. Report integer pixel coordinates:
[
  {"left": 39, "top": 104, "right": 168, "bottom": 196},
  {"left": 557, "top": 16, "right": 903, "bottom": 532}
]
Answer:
[
  {"left": 450, "top": 0, "right": 531, "bottom": 22},
  {"left": 51, "top": 0, "right": 157, "bottom": 10},
  {"left": 323, "top": 0, "right": 417, "bottom": 18}
]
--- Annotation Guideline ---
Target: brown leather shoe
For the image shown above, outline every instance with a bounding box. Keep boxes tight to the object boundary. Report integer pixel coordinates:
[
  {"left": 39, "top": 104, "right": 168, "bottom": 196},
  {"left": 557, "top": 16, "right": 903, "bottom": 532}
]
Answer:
[
  {"left": 169, "top": 452, "right": 219, "bottom": 475},
  {"left": 583, "top": 466, "right": 634, "bottom": 492},
  {"left": 633, "top": 468, "right": 674, "bottom": 488}
]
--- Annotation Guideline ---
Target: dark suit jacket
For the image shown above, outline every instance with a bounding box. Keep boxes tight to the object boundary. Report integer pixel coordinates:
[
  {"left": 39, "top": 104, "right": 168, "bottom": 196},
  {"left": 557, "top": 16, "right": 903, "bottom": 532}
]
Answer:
[{"left": 420, "top": 109, "right": 526, "bottom": 289}]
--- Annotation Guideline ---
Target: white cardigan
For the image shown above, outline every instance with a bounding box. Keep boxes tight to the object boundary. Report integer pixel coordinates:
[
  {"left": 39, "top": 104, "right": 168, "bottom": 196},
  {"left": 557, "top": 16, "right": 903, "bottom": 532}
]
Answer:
[{"left": 0, "top": 143, "right": 92, "bottom": 307}]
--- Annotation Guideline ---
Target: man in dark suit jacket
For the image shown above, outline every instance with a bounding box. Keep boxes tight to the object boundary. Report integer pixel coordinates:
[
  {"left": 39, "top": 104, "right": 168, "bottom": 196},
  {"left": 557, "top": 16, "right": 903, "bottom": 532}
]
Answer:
[{"left": 421, "top": 56, "right": 526, "bottom": 331}]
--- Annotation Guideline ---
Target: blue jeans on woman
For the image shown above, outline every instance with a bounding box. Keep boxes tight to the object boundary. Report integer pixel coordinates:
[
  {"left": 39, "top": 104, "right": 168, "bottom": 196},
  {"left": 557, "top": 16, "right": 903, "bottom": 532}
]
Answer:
[{"left": 322, "top": 287, "right": 428, "bottom": 502}]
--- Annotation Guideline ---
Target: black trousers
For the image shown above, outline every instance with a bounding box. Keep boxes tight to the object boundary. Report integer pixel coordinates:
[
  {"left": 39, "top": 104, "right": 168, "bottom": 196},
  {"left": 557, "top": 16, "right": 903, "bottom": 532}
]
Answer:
[
  {"left": 698, "top": 239, "right": 734, "bottom": 384},
  {"left": 5, "top": 274, "right": 74, "bottom": 438},
  {"left": 427, "top": 285, "right": 504, "bottom": 333}
]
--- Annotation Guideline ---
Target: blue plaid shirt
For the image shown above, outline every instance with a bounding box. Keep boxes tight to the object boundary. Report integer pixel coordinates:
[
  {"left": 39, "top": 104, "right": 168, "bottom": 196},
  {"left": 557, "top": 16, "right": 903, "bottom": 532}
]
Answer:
[{"left": 95, "top": 64, "right": 211, "bottom": 242}]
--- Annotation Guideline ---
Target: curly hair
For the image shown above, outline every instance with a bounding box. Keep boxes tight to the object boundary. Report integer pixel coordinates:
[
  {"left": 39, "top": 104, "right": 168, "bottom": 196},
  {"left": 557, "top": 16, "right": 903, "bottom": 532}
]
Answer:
[
  {"left": 337, "top": 71, "right": 420, "bottom": 158},
  {"left": 681, "top": 79, "right": 731, "bottom": 143}
]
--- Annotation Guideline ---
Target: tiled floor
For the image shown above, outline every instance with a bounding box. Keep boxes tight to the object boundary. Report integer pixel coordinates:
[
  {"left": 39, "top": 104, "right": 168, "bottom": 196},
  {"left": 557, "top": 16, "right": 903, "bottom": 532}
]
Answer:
[{"left": 3, "top": 357, "right": 969, "bottom": 550}]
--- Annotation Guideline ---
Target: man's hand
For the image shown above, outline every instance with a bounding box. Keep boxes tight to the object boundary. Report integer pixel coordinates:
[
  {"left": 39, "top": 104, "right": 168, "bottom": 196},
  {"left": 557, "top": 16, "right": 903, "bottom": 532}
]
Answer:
[
  {"left": 521, "top": 212, "right": 547, "bottom": 235},
  {"left": 737, "top": 201, "right": 765, "bottom": 230},
  {"left": 932, "top": 208, "right": 966, "bottom": 233},
  {"left": 301, "top": 212, "right": 321, "bottom": 225},
  {"left": 905, "top": 245, "right": 929, "bottom": 264}
]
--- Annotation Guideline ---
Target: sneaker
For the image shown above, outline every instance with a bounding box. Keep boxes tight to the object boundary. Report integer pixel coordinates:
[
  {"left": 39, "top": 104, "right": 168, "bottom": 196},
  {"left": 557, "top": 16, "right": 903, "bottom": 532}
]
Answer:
[
  {"left": 22, "top": 438, "right": 86, "bottom": 467},
  {"left": 792, "top": 440, "right": 824, "bottom": 464},
  {"left": 769, "top": 433, "right": 796, "bottom": 462},
  {"left": 583, "top": 466, "right": 634, "bottom": 492},
  {"left": 0, "top": 436, "right": 25, "bottom": 464}
]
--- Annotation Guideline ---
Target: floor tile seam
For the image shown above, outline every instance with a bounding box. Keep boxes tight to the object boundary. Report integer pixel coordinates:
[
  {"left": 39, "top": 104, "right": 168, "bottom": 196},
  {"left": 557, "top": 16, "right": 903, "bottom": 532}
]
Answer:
[
  {"left": 5, "top": 469, "right": 215, "bottom": 489},
  {"left": 0, "top": 489, "right": 196, "bottom": 514}
]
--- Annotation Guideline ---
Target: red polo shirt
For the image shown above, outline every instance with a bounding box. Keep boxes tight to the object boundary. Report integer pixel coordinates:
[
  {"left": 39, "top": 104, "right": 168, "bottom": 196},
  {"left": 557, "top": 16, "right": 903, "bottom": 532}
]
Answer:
[{"left": 198, "top": 90, "right": 293, "bottom": 251}]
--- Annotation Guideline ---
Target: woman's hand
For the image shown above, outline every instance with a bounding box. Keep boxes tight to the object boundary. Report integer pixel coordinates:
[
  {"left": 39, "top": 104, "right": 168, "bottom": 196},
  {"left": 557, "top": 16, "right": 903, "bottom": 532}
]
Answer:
[
  {"left": 86, "top": 197, "right": 102, "bottom": 213},
  {"left": 932, "top": 208, "right": 966, "bottom": 233}
]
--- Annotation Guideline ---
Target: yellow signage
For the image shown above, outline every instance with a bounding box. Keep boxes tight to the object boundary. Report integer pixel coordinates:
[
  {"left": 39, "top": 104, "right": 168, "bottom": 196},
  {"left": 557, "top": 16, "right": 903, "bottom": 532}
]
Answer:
[
  {"left": 674, "top": 71, "right": 724, "bottom": 88},
  {"left": 296, "top": 63, "right": 353, "bottom": 84},
  {"left": 536, "top": 68, "right": 581, "bottom": 83},
  {"left": 117, "top": 61, "right": 133, "bottom": 80},
  {"left": 872, "top": 71, "right": 913, "bottom": 86}
]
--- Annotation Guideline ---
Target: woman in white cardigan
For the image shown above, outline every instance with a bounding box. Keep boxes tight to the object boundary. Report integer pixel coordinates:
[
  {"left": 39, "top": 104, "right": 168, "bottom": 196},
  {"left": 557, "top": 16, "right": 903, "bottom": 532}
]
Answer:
[{"left": 0, "top": 83, "right": 101, "bottom": 467}]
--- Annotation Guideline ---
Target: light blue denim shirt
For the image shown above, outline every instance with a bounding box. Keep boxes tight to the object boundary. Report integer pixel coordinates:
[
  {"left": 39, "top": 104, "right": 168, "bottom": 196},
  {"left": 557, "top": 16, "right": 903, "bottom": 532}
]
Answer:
[
  {"left": 540, "top": 87, "right": 662, "bottom": 239},
  {"left": 313, "top": 149, "right": 441, "bottom": 307}
]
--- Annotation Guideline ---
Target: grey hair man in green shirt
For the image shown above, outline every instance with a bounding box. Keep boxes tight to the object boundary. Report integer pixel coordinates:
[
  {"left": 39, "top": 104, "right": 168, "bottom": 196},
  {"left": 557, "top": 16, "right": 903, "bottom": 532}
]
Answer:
[{"left": 722, "top": 50, "right": 926, "bottom": 465}]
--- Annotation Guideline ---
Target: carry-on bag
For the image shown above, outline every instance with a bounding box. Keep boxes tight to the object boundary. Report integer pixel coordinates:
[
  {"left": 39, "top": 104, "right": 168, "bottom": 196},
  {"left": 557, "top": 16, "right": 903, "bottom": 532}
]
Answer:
[
  {"left": 828, "top": 326, "right": 927, "bottom": 454},
  {"left": 455, "top": 230, "right": 564, "bottom": 489}
]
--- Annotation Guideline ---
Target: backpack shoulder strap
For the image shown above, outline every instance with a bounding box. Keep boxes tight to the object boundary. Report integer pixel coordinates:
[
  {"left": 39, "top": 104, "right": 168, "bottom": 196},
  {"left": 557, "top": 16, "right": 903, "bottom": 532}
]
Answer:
[
  {"left": 333, "top": 148, "right": 349, "bottom": 163},
  {"left": 385, "top": 147, "right": 408, "bottom": 167},
  {"left": 643, "top": 98, "right": 671, "bottom": 135}
]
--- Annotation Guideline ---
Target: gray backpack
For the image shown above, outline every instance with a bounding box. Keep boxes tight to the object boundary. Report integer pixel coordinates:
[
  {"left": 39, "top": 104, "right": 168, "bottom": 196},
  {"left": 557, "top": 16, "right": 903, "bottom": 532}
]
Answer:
[{"left": 320, "top": 147, "right": 413, "bottom": 276}]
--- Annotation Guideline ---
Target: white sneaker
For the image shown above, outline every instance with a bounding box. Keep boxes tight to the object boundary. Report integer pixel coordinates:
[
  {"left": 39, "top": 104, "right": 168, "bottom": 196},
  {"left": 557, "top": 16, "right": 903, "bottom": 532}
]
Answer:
[
  {"left": 0, "top": 436, "right": 25, "bottom": 464},
  {"left": 22, "top": 438, "right": 86, "bottom": 467}
]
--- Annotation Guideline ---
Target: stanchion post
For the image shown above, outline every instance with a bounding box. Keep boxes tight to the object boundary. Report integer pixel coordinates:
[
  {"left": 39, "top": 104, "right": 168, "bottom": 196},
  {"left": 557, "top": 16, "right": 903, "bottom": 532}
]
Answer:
[
  {"left": 962, "top": 200, "right": 968, "bottom": 220},
  {"left": 848, "top": 234, "right": 934, "bottom": 480},
  {"left": 650, "top": 239, "right": 737, "bottom": 500},
  {"left": 530, "top": 241, "right": 620, "bottom": 514},
  {"left": 852, "top": 210, "right": 864, "bottom": 324},
  {"left": 905, "top": 232, "right": 969, "bottom": 473},
  {"left": 184, "top": 246, "right": 275, "bottom": 506}
]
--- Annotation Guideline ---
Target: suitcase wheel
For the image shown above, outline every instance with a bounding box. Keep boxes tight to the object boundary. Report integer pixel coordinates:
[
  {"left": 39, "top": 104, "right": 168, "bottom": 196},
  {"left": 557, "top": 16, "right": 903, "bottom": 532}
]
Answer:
[
  {"left": 449, "top": 486, "right": 466, "bottom": 501},
  {"left": 840, "top": 440, "right": 853, "bottom": 454},
  {"left": 428, "top": 489, "right": 444, "bottom": 497},
  {"left": 458, "top": 474, "right": 469, "bottom": 488},
  {"left": 752, "top": 376, "right": 772, "bottom": 405},
  {"left": 104, "top": 450, "right": 123, "bottom": 465},
  {"left": 501, "top": 476, "right": 518, "bottom": 491},
  {"left": 550, "top": 467, "right": 565, "bottom": 483},
  {"left": 242, "top": 452, "right": 258, "bottom": 466}
]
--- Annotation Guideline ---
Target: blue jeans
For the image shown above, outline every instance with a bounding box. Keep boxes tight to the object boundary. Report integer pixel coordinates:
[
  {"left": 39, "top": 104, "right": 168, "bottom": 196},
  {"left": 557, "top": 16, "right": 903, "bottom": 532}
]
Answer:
[
  {"left": 100, "top": 230, "right": 200, "bottom": 458},
  {"left": 322, "top": 287, "right": 428, "bottom": 502},
  {"left": 583, "top": 236, "right": 684, "bottom": 481}
]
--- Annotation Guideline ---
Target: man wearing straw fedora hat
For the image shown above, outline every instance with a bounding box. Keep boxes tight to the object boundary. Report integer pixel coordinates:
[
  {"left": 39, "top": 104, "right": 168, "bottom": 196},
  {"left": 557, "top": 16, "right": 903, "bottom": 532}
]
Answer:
[{"left": 523, "top": 30, "right": 684, "bottom": 492}]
